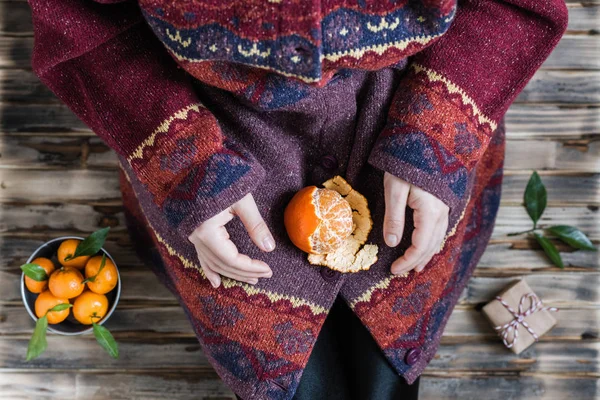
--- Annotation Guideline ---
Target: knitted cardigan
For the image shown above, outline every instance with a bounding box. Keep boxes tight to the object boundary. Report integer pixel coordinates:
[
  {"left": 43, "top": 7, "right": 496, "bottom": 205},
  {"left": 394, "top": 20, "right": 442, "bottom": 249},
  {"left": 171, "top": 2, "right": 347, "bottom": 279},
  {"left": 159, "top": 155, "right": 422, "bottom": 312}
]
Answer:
[{"left": 28, "top": 0, "right": 568, "bottom": 398}]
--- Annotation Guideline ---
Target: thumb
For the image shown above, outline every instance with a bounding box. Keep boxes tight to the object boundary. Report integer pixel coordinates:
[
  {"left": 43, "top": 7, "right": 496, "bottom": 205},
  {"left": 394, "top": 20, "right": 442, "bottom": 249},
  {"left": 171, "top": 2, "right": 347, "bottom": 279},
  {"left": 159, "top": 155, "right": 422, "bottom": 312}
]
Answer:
[
  {"left": 231, "top": 193, "right": 276, "bottom": 252},
  {"left": 383, "top": 172, "right": 410, "bottom": 248}
]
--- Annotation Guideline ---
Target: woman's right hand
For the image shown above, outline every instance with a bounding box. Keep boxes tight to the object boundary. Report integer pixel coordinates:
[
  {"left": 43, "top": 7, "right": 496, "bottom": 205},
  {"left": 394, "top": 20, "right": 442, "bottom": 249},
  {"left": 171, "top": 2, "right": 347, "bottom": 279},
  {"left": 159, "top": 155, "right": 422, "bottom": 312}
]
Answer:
[{"left": 187, "top": 193, "right": 275, "bottom": 288}]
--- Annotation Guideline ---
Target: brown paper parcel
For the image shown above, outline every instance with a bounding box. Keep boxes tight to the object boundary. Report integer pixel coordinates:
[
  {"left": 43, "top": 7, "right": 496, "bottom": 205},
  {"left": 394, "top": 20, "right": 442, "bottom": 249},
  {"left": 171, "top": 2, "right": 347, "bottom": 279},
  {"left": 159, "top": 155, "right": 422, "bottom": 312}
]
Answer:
[{"left": 482, "top": 279, "right": 558, "bottom": 354}]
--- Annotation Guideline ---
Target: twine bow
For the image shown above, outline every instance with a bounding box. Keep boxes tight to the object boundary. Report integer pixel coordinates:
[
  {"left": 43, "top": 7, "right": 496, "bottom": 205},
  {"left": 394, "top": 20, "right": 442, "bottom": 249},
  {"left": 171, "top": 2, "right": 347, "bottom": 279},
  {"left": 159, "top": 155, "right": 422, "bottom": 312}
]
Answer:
[{"left": 494, "top": 293, "right": 558, "bottom": 348}]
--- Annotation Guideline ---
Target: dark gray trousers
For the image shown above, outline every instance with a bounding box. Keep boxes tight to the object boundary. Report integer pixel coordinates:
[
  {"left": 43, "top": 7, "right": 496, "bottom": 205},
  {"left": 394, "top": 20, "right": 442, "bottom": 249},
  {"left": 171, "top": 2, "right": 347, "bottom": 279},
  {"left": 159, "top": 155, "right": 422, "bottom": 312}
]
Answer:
[{"left": 236, "top": 295, "right": 420, "bottom": 400}]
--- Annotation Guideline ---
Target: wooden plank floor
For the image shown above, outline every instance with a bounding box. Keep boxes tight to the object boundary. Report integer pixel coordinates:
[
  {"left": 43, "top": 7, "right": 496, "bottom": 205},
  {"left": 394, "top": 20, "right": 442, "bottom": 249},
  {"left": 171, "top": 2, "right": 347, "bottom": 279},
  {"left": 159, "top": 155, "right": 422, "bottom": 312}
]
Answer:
[{"left": 1, "top": 1, "right": 599, "bottom": 399}]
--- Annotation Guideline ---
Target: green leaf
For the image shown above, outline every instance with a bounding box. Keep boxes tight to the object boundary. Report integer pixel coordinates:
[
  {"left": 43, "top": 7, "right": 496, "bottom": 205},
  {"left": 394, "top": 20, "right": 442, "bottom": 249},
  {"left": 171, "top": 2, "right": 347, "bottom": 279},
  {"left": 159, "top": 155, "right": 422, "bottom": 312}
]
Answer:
[
  {"left": 524, "top": 171, "right": 547, "bottom": 226},
  {"left": 93, "top": 323, "right": 119, "bottom": 359},
  {"left": 82, "top": 253, "right": 106, "bottom": 284},
  {"left": 67, "top": 227, "right": 110, "bottom": 260},
  {"left": 26, "top": 315, "right": 48, "bottom": 361},
  {"left": 20, "top": 263, "right": 48, "bottom": 282},
  {"left": 534, "top": 233, "right": 564, "bottom": 269},
  {"left": 547, "top": 225, "right": 597, "bottom": 251},
  {"left": 47, "top": 303, "right": 73, "bottom": 313}
]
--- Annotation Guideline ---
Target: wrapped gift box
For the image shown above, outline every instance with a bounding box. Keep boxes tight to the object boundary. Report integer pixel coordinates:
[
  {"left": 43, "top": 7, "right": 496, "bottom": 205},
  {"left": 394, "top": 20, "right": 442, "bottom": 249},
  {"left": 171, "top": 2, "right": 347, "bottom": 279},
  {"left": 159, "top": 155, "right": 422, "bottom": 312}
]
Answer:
[{"left": 482, "top": 279, "right": 558, "bottom": 354}]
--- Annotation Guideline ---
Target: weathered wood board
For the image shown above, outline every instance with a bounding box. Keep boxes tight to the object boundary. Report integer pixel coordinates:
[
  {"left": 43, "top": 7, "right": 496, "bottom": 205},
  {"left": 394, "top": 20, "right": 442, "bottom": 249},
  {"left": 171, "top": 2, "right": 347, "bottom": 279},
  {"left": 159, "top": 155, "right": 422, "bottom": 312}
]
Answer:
[
  {"left": 0, "top": 1, "right": 598, "bottom": 399},
  {"left": 2, "top": 136, "right": 600, "bottom": 171}
]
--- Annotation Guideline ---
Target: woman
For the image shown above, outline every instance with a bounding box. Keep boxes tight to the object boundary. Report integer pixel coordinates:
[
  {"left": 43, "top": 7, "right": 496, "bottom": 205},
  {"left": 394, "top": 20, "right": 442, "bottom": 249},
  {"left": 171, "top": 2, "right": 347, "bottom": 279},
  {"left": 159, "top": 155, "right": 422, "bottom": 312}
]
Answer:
[{"left": 28, "top": 0, "right": 567, "bottom": 398}]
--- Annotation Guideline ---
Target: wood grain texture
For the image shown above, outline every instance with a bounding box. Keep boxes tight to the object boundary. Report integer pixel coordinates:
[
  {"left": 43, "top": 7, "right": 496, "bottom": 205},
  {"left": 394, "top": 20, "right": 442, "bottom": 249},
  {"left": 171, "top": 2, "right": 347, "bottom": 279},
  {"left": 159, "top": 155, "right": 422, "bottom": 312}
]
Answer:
[
  {"left": 1, "top": 337, "right": 598, "bottom": 374},
  {"left": 0, "top": 372, "right": 597, "bottom": 400},
  {"left": 2, "top": 103, "right": 600, "bottom": 139},
  {"left": 516, "top": 71, "right": 600, "bottom": 104},
  {"left": 1, "top": 203, "right": 598, "bottom": 240},
  {"left": 418, "top": 375, "right": 599, "bottom": 400},
  {"left": 505, "top": 139, "right": 600, "bottom": 172},
  {"left": 1, "top": 169, "right": 598, "bottom": 204},
  {"left": 1, "top": 304, "right": 597, "bottom": 341},
  {"left": 3, "top": 135, "right": 600, "bottom": 171},
  {"left": 2, "top": 267, "right": 598, "bottom": 306}
]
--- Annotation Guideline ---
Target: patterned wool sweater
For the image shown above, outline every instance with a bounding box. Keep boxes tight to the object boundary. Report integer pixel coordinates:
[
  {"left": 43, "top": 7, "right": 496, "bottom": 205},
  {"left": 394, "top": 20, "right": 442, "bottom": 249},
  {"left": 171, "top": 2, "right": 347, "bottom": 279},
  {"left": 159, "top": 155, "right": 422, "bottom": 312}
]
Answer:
[{"left": 28, "top": 0, "right": 568, "bottom": 398}]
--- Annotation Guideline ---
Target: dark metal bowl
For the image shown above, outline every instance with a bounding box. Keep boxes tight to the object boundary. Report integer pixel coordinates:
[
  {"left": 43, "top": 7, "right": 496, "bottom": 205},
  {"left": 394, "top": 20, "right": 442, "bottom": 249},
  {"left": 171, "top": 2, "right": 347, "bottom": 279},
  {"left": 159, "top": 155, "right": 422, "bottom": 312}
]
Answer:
[{"left": 20, "top": 236, "right": 121, "bottom": 335}]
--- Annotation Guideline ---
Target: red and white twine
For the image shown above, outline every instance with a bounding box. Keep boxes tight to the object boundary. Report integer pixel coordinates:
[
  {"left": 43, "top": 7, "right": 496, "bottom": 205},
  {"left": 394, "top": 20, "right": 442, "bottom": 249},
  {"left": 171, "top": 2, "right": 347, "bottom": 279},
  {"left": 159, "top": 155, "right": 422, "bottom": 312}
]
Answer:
[{"left": 494, "top": 293, "right": 558, "bottom": 348}]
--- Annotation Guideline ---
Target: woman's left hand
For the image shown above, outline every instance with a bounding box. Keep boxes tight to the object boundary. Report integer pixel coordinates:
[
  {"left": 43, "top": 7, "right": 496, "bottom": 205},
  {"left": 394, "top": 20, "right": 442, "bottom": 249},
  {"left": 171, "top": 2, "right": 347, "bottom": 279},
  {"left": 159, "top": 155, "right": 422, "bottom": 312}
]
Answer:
[{"left": 383, "top": 172, "right": 449, "bottom": 275}]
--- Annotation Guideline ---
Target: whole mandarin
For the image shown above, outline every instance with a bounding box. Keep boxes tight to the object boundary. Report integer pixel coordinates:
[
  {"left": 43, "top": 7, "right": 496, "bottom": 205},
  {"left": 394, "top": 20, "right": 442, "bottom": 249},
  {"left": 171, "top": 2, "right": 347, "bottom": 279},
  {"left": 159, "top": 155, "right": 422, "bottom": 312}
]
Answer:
[
  {"left": 48, "top": 267, "right": 85, "bottom": 299},
  {"left": 84, "top": 255, "right": 118, "bottom": 294},
  {"left": 24, "top": 257, "right": 55, "bottom": 294},
  {"left": 57, "top": 239, "right": 91, "bottom": 269},
  {"left": 34, "top": 290, "right": 70, "bottom": 324},
  {"left": 73, "top": 291, "right": 109, "bottom": 325}
]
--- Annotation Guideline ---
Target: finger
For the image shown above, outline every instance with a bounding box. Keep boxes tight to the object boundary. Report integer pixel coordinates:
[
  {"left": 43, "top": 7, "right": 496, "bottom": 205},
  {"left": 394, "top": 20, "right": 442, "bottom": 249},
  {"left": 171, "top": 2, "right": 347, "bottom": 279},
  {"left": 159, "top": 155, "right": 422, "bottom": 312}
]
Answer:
[
  {"left": 404, "top": 235, "right": 434, "bottom": 274},
  {"left": 232, "top": 193, "right": 276, "bottom": 252},
  {"left": 383, "top": 174, "right": 410, "bottom": 247},
  {"left": 390, "top": 205, "right": 438, "bottom": 274},
  {"left": 414, "top": 215, "right": 445, "bottom": 271},
  {"left": 202, "top": 225, "right": 272, "bottom": 274},
  {"left": 436, "top": 215, "right": 449, "bottom": 254},
  {"left": 391, "top": 245, "right": 423, "bottom": 275},
  {"left": 205, "top": 262, "right": 259, "bottom": 285},
  {"left": 415, "top": 211, "right": 449, "bottom": 273},
  {"left": 198, "top": 247, "right": 258, "bottom": 286},
  {"left": 198, "top": 253, "right": 222, "bottom": 288},
  {"left": 199, "top": 242, "right": 272, "bottom": 279},
  {"left": 188, "top": 207, "right": 235, "bottom": 244}
]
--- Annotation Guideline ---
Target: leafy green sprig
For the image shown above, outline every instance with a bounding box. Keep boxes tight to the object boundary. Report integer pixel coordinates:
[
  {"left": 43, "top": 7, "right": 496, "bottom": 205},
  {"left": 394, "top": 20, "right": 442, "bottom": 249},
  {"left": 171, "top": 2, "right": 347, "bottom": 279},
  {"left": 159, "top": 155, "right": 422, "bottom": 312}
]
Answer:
[
  {"left": 26, "top": 303, "right": 73, "bottom": 361},
  {"left": 508, "top": 172, "right": 597, "bottom": 268}
]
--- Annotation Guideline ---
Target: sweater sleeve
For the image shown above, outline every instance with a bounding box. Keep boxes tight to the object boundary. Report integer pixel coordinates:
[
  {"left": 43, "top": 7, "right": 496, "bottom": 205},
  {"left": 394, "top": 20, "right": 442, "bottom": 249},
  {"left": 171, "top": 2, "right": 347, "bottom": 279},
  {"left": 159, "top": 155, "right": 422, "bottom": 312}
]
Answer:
[
  {"left": 28, "top": 0, "right": 266, "bottom": 242},
  {"left": 367, "top": 0, "right": 568, "bottom": 214}
]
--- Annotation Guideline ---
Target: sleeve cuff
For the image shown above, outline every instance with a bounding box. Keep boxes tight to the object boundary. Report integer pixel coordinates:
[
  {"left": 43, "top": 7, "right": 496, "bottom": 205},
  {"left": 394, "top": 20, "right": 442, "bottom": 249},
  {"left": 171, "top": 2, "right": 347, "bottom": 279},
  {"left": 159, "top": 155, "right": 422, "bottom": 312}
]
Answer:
[
  {"left": 124, "top": 103, "right": 266, "bottom": 242},
  {"left": 367, "top": 63, "right": 498, "bottom": 217},
  {"left": 367, "top": 129, "right": 472, "bottom": 215},
  {"left": 164, "top": 144, "right": 266, "bottom": 242}
]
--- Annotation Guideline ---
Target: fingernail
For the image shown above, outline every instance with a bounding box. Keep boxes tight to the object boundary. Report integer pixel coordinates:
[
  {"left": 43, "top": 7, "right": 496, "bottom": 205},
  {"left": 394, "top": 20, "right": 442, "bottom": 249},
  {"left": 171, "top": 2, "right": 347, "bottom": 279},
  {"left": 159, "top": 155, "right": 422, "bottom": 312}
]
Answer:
[
  {"left": 263, "top": 270, "right": 273, "bottom": 278},
  {"left": 263, "top": 237, "right": 275, "bottom": 251},
  {"left": 210, "top": 279, "right": 218, "bottom": 288},
  {"left": 391, "top": 266, "right": 403, "bottom": 275},
  {"left": 386, "top": 234, "right": 398, "bottom": 247}
]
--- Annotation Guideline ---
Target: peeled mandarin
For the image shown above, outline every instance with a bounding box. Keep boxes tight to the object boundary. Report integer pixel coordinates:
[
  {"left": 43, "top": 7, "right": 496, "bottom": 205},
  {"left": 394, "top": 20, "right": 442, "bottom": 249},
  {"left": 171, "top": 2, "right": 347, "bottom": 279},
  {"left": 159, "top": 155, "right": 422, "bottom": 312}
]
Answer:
[{"left": 284, "top": 186, "right": 353, "bottom": 255}]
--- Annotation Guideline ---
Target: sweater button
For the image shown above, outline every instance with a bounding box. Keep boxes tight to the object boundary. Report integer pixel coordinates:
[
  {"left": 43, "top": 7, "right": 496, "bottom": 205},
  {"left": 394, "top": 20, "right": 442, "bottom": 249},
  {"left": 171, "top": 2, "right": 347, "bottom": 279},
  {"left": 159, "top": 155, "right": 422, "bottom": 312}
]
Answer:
[
  {"left": 405, "top": 348, "right": 421, "bottom": 366},
  {"left": 320, "top": 267, "right": 340, "bottom": 282},
  {"left": 321, "top": 154, "right": 338, "bottom": 171}
]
